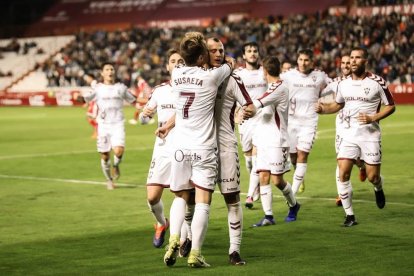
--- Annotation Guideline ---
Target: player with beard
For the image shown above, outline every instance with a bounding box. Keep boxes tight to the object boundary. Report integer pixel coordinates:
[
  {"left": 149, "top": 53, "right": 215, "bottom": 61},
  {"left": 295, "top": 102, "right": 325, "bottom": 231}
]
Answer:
[
  {"left": 316, "top": 47, "right": 395, "bottom": 226},
  {"left": 321, "top": 55, "right": 367, "bottom": 206}
]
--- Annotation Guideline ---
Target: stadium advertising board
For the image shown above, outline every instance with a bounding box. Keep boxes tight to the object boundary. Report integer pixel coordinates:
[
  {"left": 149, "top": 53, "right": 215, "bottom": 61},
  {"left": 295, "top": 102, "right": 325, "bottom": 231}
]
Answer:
[{"left": 1, "top": 85, "right": 413, "bottom": 106}]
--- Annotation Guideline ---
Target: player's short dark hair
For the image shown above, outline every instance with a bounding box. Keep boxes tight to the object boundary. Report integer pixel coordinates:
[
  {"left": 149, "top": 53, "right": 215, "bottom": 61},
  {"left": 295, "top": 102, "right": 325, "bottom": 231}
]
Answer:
[
  {"left": 101, "top": 62, "right": 115, "bottom": 70},
  {"left": 351, "top": 47, "right": 369, "bottom": 59},
  {"left": 206, "top": 37, "right": 221, "bottom": 43},
  {"left": 297, "top": 49, "right": 313, "bottom": 60},
  {"left": 242, "top": 41, "right": 260, "bottom": 54},
  {"left": 166, "top": 48, "right": 179, "bottom": 61},
  {"left": 180, "top": 32, "right": 207, "bottom": 66},
  {"left": 263, "top": 56, "right": 281, "bottom": 77}
]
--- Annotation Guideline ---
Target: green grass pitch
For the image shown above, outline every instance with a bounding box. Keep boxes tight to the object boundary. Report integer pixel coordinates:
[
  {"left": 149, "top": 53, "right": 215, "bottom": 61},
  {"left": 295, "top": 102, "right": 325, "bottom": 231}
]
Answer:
[{"left": 0, "top": 106, "right": 413, "bottom": 275}]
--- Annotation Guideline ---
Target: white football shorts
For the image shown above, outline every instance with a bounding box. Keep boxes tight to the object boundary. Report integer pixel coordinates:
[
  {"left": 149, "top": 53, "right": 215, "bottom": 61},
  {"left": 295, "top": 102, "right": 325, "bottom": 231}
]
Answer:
[
  {"left": 146, "top": 155, "right": 171, "bottom": 187},
  {"left": 256, "top": 146, "right": 290, "bottom": 175},
  {"left": 170, "top": 148, "right": 218, "bottom": 192},
  {"left": 288, "top": 124, "right": 317, "bottom": 154},
  {"left": 217, "top": 151, "right": 240, "bottom": 194},
  {"left": 97, "top": 123, "right": 125, "bottom": 152},
  {"left": 337, "top": 139, "right": 379, "bottom": 165}
]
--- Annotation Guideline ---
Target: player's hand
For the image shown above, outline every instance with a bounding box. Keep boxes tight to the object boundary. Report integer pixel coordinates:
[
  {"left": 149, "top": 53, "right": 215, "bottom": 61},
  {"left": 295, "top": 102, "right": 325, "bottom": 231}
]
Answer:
[
  {"left": 155, "top": 126, "right": 170, "bottom": 139},
  {"left": 225, "top": 56, "right": 236, "bottom": 69},
  {"left": 242, "top": 104, "right": 256, "bottom": 119},
  {"left": 142, "top": 107, "right": 155, "bottom": 117},
  {"left": 358, "top": 112, "right": 373, "bottom": 124},
  {"left": 315, "top": 103, "right": 323, "bottom": 114},
  {"left": 234, "top": 109, "right": 244, "bottom": 124}
]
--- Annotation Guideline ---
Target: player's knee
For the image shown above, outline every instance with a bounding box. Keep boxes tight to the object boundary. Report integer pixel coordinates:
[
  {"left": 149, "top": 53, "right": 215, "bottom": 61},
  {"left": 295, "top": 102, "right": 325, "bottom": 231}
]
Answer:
[{"left": 368, "top": 173, "right": 380, "bottom": 184}]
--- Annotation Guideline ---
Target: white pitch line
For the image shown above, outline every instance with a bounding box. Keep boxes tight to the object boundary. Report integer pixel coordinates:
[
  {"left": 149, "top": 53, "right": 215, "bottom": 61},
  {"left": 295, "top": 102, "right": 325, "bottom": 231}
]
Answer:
[
  {"left": 0, "top": 174, "right": 138, "bottom": 188},
  {"left": 0, "top": 146, "right": 151, "bottom": 160},
  {"left": 0, "top": 174, "right": 413, "bottom": 207}
]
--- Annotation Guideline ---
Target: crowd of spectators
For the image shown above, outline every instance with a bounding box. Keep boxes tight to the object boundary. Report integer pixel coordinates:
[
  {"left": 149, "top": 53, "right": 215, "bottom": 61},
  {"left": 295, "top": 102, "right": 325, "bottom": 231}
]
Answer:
[
  {"left": 356, "top": 0, "right": 411, "bottom": 6},
  {"left": 41, "top": 11, "right": 413, "bottom": 88}
]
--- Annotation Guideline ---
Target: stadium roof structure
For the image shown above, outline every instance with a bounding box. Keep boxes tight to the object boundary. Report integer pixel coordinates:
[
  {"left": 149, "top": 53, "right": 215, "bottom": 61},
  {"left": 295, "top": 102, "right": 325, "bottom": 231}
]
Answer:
[{"left": 26, "top": 0, "right": 343, "bottom": 35}]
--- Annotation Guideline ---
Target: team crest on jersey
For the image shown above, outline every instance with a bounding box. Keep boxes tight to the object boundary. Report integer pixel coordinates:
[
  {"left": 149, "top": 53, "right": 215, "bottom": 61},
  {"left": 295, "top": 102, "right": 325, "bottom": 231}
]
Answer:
[
  {"left": 312, "top": 76, "right": 317, "bottom": 82},
  {"left": 364, "top": 87, "right": 370, "bottom": 95}
]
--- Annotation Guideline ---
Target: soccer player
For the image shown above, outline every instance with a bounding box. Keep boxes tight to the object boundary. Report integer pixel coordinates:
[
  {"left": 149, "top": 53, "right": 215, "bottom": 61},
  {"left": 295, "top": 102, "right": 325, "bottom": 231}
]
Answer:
[
  {"left": 207, "top": 37, "right": 255, "bottom": 265},
  {"left": 128, "top": 73, "right": 153, "bottom": 125},
  {"left": 139, "top": 49, "right": 184, "bottom": 248},
  {"left": 320, "top": 55, "right": 367, "bottom": 206},
  {"left": 281, "top": 49, "right": 331, "bottom": 195},
  {"left": 281, "top": 60, "right": 292, "bottom": 73},
  {"left": 316, "top": 47, "right": 395, "bottom": 226},
  {"left": 234, "top": 42, "right": 267, "bottom": 209},
  {"left": 248, "top": 56, "right": 300, "bottom": 227},
  {"left": 161, "top": 32, "right": 234, "bottom": 268},
  {"left": 77, "top": 63, "right": 137, "bottom": 190}
]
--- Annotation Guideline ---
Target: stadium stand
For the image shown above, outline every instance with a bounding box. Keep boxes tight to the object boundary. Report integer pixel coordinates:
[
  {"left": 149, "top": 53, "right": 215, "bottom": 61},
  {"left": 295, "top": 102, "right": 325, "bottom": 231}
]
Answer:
[
  {"left": 0, "top": 0, "right": 413, "bottom": 105},
  {"left": 0, "top": 36, "right": 75, "bottom": 91}
]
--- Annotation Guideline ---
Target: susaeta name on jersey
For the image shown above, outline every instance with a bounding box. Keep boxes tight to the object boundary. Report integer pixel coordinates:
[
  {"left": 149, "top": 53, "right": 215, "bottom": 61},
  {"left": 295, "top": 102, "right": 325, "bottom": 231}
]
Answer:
[
  {"left": 174, "top": 150, "right": 202, "bottom": 162},
  {"left": 174, "top": 77, "right": 203, "bottom": 86}
]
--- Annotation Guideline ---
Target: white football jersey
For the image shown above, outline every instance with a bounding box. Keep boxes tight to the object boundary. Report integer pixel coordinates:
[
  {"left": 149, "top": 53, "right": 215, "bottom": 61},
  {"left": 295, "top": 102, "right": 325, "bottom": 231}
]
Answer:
[
  {"left": 336, "top": 72, "right": 395, "bottom": 142},
  {"left": 84, "top": 82, "right": 136, "bottom": 124},
  {"left": 215, "top": 73, "right": 253, "bottom": 152},
  {"left": 234, "top": 66, "right": 267, "bottom": 130},
  {"left": 145, "top": 81, "right": 176, "bottom": 156},
  {"left": 253, "top": 81, "right": 289, "bottom": 147},
  {"left": 322, "top": 76, "right": 347, "bottom": 135},
  {"left": 171, "top": 64, "right": 231, "bottom": 149},
  {"left": 281, "top": 68, "right": 331, "bottom": 126}
]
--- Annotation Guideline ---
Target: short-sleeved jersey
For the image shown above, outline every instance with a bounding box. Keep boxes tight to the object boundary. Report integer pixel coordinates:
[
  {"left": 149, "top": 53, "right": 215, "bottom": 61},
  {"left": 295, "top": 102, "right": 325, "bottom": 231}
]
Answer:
[
  {"left": 281, "top": 68, "right": 331, "bottom": 126},
  {"left": 215, "top": 73, "right": 253, "bottom": 152},
  {"left": 336, "top": 72, "right": 395, "bottom": 142},
  {"left": 145, "top": 81, "right": 176, "bottom": 156},
  {"left": 234, "top": 66, "right": 267, "bottom": 129},
  {"left": 84, "top": 82, "right": 136, "bottom": 124},
  {"left": 253, "top": 81, "right": 289, "bottom": 147},
  {"left": 171, "top": 64, "right": 231, "bottom": 149}
]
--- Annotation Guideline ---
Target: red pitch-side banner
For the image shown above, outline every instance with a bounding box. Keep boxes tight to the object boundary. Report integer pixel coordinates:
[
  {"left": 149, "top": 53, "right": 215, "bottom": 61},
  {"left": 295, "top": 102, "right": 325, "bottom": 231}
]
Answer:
[
  {"left": 0, "top": 91, "right": 84, "bottom": 107},
  {"left": 1, "top": 84, "right": 413, "bottom": 106},
  {"left": 329, "top": 4, "right": 414, "bottom": 16}
]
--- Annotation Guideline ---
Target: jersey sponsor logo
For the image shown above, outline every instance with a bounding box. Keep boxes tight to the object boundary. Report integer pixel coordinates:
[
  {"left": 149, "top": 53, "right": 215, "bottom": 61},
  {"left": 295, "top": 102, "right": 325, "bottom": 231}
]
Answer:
[
  {"left": 293, "top": 83, "right": 317, "bottom": 88},
  {"left": 245, "top": 83, "right": 267, "bottom": 89},
  {"left": 160, "top": 104, "right": 175, "bottom": 109},
  {"left": 174, "top": 150, "right": 201, "bottom": 162},
  {"left": 174, "top": 77, "right": 203, "bottom": 86},
  {"left": 219, "top": 178, "right": 235, "bottom": 183},
  {"left": 343, "top": 96, "right": 369, "bottom": 102}
]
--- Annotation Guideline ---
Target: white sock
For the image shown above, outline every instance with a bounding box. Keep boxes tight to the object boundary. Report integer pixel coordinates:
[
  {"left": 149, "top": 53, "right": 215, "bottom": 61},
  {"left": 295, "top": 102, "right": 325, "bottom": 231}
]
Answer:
[
  {"left": 113, "top": 155, "right": 122, "bottom": 167},
  {"left": 184, "top": 204, "right": 194, "bottom": 241},
  {"left": 147, "top": 200, "right": 166, "bottom": 226},
  {"left": 338, "top": 180, "right": 354, "bottom": 216},
  {"left": 247, "top": 156, "right": 259, "bottom": 197},
  {"left": 260, "top": 184, "right": 273, "bottom": 216},
  {"left": 245, "top": 155, "right": 252, "bottom": 173},
  {"left": 373, "top": 176, "right": 383, "bottom": 191},
  {"left": 281, "top": 182, "right": 296, "bottom": 207},
  {"left": 169, "top": 197, "right": 187, "bottom": 237},
  {"left": 292, "top": 163, "right": 308, "bottom": 194},
  {"left": 227, "top": 202, "right": 243, "bottom": 254},
  {"left": 191, "top": 203, "right": 210, "bottom": 251},
  {"left": 100, "top": 159, "right": 112, "bottom": 180}
]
